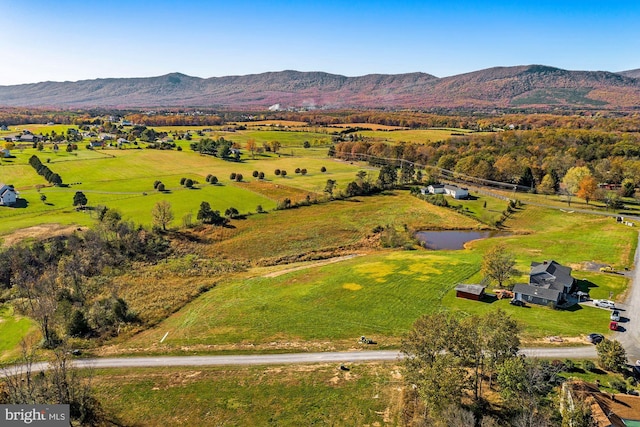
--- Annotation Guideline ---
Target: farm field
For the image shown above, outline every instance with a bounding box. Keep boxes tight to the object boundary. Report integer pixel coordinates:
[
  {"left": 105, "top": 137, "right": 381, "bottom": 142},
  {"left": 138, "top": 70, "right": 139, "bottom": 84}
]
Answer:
[
  {"left": 103, "top": 191, "right": 485, "bottom": 337},
  {"left": 0, "top": 144, "right": 367, "bottom": 236},
  {"left": 0, "top": 124, "right": 638, "bottom": 360},
  {"left": 90, "top": 363, "right": 401, "bottom": 426},
  {"left": 356, "top": 128, "right": 478, "bottom": 144},
  {"left": 87, "top": 359, "right": 636, "bottom": 426},
  {"left": 107, "top": 196, "right": 635, "bottom": 355}
]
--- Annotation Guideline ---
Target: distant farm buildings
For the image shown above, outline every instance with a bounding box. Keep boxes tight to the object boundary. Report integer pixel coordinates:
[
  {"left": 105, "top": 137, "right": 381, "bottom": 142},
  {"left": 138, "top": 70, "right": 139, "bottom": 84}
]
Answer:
[{"left": 420, "top": 183, "right": 469, "bottom": 199}]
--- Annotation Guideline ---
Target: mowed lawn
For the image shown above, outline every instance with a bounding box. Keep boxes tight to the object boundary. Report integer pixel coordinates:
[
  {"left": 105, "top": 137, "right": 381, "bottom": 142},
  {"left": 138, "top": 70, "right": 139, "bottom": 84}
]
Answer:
[
  {"left": 91, "top": 364, "right": 401, "bottom": 426},
  {"left": 123, "top": 250, "right": 482, "bottom": 350}
]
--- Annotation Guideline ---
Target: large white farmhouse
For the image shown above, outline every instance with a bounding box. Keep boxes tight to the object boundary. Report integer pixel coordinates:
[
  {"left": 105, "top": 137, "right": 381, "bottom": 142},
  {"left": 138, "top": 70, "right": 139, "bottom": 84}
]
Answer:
[{"left": 420, "top": 183, "right": 469, "bottom": 199}]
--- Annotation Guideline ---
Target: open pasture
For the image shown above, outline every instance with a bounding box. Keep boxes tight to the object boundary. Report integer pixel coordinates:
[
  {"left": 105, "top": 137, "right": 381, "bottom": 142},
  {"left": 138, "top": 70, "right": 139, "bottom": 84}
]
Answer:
[
  {"left": 110, "top": 192, "right": 483, "bottom": 328},
  {"left": 357, "top": 128, "right": 480, "bottom": 144},
  {"left": 91, "top": 364, "right": 400, "bottom": 426},
  {"left": 121, "top": 250, "right": 483, "bottom": 350},
  {"left": 0, "top": 147, "right": 368, "bottom": 233},
  {"left": 328, "top": 123, "right": 409, "bottom": 131},
  {"left": 234, "top": 119, "right": 310, "bottom": 127},
  {"left": 116, "top": 195, "right": 634, "bottom": 352},
  {"left": 201, "top": 192, "right": 483, "bottom": 262}
]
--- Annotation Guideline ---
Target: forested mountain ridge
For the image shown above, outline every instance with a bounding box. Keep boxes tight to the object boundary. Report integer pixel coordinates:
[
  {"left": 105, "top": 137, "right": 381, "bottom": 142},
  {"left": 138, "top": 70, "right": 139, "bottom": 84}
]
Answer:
[{"left": 1, "top": 65, "right": 640, "bottom": 109}]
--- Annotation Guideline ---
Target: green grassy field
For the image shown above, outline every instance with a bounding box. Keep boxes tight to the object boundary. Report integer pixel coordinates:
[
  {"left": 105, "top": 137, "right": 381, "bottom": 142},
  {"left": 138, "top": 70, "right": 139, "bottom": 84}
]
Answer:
[
  {"left": 0, "top": 306, "right": 38, "bottom": 361},
  {"left": 91, "top": 363, "right": 401, "bottom": 426},
  {"left": 123, "top": 250, "right": 482, "bottom": 350},
  {"left": 0, "top": 146, "right": 367, "bottom": 234},
  {"left": 358, "top": 128, "right": 479, "bottom": 144},
  {"left": 106, "top": 192, "right": 483, "bottom": 333},
  {"left": 112, "top": 196, "right": 635, "bottom": 353},
  {"left": 1, "top": 125, "right": 638, "bottom": 357},
  {"left": 207, "top": 192, "right": 482, "bottom": 263}
]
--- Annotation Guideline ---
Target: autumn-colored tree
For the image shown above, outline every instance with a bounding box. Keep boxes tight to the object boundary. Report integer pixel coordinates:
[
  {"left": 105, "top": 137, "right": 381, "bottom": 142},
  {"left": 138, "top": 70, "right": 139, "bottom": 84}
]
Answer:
[
  {"left": 493, "top": 154, "right": 523, "bottom": 183},
  {"left": 562, "top": 166, "right": 591, "bottom": 195},
  {"left": 270, "top": 141, "right": 281, "bottom": 154},
  {"left": 537, "top": 173, "right": 556, "bottom": 196},
  {"left": 151, "top": 200, "right": 174, "bottom": 231},
  {"left": 482, "top": 243, "right": 517, "bottom": 288},
  {"left": 576, "top": 175, "right": 598, "bottom": 204},
  {"left": 246, "top": 139, "right": 257, "bottom": 159}
]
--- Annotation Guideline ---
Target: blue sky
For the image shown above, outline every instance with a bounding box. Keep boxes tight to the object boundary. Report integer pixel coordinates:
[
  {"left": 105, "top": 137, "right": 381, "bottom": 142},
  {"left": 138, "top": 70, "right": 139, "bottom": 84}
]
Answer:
[{"left": 2, "top": 0, "right": 639, "bottom": 85}]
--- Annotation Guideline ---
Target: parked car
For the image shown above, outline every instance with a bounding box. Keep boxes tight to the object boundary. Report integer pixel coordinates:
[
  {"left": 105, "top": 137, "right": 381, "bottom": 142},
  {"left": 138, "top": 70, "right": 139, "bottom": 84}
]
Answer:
[
  {"left": 586, "top": 333, "right": 604, "bottom": 344},
  {"left": 510, "top": 299, "right": 525, "bottom": 307},
  {"left": 600, "top": 266, "right": 615, "bottom": 273},
  {"left": 611, "top": 310, "right": 621, "bottom": 322},
  {"left": 594, "top": 299, "right": 616, "bottom": 309},
  {"left": 610, "top": 321, "right": 619, "bottom": 331}
]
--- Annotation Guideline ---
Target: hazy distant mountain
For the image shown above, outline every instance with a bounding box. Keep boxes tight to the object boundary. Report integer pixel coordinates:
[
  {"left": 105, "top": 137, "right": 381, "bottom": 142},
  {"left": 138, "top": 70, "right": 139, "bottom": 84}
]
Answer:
[
  {"left": 1, "top": 65, "right": 639, "bottom": 110},
  {"left": 618, "top": 69, "right": 640, "bottom": 79}
]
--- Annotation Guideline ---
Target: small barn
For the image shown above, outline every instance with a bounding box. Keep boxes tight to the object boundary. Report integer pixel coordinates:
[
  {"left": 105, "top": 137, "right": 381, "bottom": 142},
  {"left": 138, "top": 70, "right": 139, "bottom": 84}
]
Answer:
[{"left": 455, "top": 284, "right": 486, "bottom": 301}]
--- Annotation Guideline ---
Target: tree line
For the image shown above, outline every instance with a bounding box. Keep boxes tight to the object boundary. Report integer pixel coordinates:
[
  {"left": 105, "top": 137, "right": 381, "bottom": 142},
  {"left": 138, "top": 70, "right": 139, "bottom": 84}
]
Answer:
[
  {"left": 331, "top": 128, "right": 640, "bottom": 196},
  {"left": 29, "top": 155, "right": 63, "bottom": 186}
]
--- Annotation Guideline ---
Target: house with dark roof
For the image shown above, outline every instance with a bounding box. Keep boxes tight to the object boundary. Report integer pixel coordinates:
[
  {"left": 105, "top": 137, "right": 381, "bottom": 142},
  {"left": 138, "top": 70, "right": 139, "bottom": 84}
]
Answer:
[
  {"left": 0, "top": 183, "right": 17, "bottom": 206},
  {"left": 513, "top": 260, "right": 576, "bottom": 308}
]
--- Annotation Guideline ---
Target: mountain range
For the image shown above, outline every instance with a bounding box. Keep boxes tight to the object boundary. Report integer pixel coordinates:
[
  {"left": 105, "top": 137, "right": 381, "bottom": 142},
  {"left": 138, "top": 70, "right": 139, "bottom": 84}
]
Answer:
[{"left": 1, "top": 65, "right": 640, "bottom": 110}]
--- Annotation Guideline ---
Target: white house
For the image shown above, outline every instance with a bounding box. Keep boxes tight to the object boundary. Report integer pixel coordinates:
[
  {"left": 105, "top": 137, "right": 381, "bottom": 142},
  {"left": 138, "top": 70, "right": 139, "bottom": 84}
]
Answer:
[
  {"left": 426, "top": 184, "right": 445, "bottom": 194},
  {"left": 444, "top": 185, "right": 469, "bottom": 199},
  {"left": 421, "top": 183, "right": 468, "bottom": 199},
  {"left": 0, "top": 183, "right": 17, "bottom": 206}
]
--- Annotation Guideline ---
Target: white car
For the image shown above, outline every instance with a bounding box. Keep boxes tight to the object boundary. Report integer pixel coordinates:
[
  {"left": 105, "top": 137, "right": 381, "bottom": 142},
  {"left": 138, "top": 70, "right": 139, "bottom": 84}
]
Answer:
[
  {"left": 611, "top": 310, "right": 621, "bottom": 321},
  {"left": 594, "top": 299, "right": 616, "bottom": 309}
]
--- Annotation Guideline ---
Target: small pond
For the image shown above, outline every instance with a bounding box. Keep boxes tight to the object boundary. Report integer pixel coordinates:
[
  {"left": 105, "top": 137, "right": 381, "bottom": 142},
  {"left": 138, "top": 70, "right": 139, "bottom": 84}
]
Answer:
[{"left": 415, "top": 230, "right": 509, "bottom": 250}]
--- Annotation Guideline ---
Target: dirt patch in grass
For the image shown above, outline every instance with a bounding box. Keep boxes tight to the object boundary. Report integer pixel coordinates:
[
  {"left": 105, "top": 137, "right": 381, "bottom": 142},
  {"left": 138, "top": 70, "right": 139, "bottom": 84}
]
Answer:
[
  {"left": 262, "top": 254, "right": 364, "bottom": 278},
  {"left": 1, "top": 223, "right": 86, "bottom": 247}
]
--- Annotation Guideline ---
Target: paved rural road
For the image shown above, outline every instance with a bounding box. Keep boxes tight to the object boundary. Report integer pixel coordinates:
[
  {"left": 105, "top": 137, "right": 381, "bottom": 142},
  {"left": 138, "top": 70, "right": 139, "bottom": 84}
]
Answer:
[
  {"left": 2, "top": 347, "right": 597, "bottom": 377},
  {"left": 615, "top": 233, "right": 640, "bottom": 362}
]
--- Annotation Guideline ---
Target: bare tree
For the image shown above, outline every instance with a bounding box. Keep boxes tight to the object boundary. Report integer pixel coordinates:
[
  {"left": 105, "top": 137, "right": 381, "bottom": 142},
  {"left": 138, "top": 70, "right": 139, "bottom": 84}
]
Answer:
[{"left": 1, "top": 341, "right": 104, "bottom": 425}]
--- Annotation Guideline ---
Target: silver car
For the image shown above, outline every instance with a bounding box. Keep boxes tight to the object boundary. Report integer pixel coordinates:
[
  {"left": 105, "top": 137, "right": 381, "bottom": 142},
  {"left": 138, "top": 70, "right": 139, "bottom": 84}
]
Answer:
[{"left": 594, "top": 299, "right": 616, "bottom": 309}]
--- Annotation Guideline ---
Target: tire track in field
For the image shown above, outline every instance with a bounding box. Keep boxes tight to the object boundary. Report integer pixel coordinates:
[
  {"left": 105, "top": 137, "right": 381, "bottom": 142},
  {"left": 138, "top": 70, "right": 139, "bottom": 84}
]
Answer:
[{"left": 262, "top": 254, "right": 363, "bottom": 278}]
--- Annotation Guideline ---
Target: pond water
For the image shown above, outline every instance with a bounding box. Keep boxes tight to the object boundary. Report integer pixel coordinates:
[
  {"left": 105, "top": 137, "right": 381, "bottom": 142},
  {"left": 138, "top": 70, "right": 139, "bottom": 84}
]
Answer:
[{"left": 415, "top": 230, "right": 509, "bottom": 250}]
